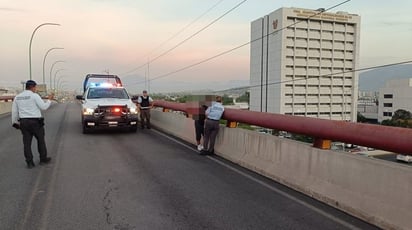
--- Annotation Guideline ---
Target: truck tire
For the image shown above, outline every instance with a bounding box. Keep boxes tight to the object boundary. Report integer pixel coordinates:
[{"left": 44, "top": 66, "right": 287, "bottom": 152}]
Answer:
[
  {"left": 129, "top": 126, "right": 137, "bottom": 133},
  {"left": 82, "top": 122, "right": 90, "bottom": 134}
]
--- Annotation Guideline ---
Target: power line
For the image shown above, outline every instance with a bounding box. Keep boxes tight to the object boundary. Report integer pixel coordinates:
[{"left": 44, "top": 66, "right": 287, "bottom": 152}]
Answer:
[
  {"left": 126, "top": 0, "right": 351, "bottom": 87},
  {"left": 213, "top": 60, "right": 412, "bottom": 93},
  {"left": 122, "top": 0, "right": 248, "bottom": 76},
  {"left": 148, "top": 0, "right": 225, "bottom": 58},
  {"left": 121, "top": 0, "right": 225, "bottom": 76}
]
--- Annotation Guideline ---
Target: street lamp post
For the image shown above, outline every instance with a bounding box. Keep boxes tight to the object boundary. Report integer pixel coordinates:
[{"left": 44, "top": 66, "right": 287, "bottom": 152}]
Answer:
[
  {"left": 42, "top": 47, "right": 64, "bottom": 89},
  {"left": 57, "top": 79, "right": 67, "bottom": 96},
  {"left": 20, "top": 81, "right": 26, "bottom": 91},
  {"left": 56, "top": 75, "right": 65, "bottom": 90},
  {"left": 29, "top": 22, "right": 60, "bottom": 80},
  {"left": 49, "top": 60, "right": 65, "bottom": 90},
  {"left": 53, "top": 69, "right": 65, "bottom": 92},
  {"left": 56, "top": 80, "right": 67, "bottom": 99}
]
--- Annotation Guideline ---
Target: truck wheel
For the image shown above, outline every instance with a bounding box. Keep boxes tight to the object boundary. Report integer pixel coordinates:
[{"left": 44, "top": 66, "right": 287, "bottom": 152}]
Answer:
[
  {"left": 129, "top": 126, "right": 137, "bottom": 132},
  {"left": 82, "top": 122, "right": 90, "bottom": 134}
]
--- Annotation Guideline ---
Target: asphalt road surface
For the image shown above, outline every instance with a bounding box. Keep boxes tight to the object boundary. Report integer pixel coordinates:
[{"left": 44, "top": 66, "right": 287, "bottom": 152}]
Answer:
[{"left": 0, "top": 103, "right": 379, "bottom": 230}]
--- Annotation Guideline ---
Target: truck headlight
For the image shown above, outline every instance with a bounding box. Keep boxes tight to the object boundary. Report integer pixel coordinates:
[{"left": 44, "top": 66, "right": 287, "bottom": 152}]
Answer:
[
  {"left": 129, "top": 107, "right": 138, "bottom": 114},
  {"left": 83, "top": 108, "right": 94, "bottom": 115}
]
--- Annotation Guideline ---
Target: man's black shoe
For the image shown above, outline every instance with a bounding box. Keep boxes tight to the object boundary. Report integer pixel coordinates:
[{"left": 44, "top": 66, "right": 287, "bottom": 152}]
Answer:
[
  {"left": 26, "top": 161, "right": 35, "bottom": 169},
  {"left": 199, "top": 150, "right": 210, "bottom": 156},
  {"left": 39, "top": 157, "right": 52, "bottom": 165}
]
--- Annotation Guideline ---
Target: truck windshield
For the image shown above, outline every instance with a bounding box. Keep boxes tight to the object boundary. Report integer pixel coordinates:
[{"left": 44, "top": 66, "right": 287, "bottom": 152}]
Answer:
[
  {"left": 83, "top": 74, "right": 122, "bottom": 92},
  {"left": 87, "top": 88, "right": 129, "bottom": 99}
]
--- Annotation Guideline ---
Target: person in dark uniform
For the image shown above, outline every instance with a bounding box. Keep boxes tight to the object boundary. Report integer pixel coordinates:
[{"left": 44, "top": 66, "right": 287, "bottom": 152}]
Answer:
[
  {"left": 11, "top": 80, "right": 53, "bottom": 168},
  {"left": 137, "top": 90, "right": 154, "bottom": 129}
]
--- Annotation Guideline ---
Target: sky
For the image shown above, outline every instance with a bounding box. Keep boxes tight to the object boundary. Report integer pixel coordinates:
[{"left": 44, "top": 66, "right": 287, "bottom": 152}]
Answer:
[{"left": 1, "top": 0, "right": 412, "bottom": 94}]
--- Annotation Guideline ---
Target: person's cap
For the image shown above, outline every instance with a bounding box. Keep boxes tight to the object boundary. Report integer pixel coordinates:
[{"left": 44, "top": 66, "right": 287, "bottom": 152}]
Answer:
[
  {"left": 143, "top": 90, "right": 147, "bottom": 93},
  {"left": 26, "top": 80, "right": 37, "bottom": 87}
]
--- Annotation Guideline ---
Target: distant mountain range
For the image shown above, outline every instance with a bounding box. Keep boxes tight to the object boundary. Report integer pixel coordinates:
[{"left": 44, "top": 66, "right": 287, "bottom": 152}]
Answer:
[
  {"left": 116, "top": 64, "right": 412, "bottom": 94},
  {"left": 359, "top": 64, "right": 412, "bottom": 91},
  {"left": 120, "top": 74, "right": 250, "bottom": 94}
]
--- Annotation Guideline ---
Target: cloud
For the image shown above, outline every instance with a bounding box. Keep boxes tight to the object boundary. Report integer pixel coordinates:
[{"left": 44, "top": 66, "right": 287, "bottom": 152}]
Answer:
[{"left": 0, "top": 7, "right": 25, "bottom": 12}]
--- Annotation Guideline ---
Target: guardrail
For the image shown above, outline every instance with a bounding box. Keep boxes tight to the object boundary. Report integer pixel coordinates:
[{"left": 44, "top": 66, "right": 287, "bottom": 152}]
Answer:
[
  {"left": 0, "top": 95, "right": 52, "bottom": 101},
  {"left": 0, "top": 96, "right": 14, "bottom": 102},
  {"left": 154, "top": 100, "right": 412, "bottom": 155}
]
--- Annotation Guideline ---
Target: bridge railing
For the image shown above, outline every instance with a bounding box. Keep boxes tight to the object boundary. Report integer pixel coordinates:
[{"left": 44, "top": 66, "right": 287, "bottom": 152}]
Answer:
[
  {"left": 0, "top": 96, "right": 14, "bottom": 102},
  {"left": 154, "top": 100, "right": 412, "bottom": 155},
  {"left": 0, "top": 96, "right": 14, "bottom": 115}
]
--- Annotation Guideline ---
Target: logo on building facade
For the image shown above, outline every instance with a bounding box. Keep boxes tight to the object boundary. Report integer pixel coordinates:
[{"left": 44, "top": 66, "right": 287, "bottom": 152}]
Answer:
[{"left": 272, "top": 19, "right": 278, "bottom": 30}]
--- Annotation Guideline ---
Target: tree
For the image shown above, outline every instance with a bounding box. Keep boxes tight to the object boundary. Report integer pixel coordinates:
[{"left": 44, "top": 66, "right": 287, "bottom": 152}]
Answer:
[
  {"left": 222, "top": 94, "right": 234, "bottom": 105},
  {"left": 392, "top": 109, "right": 412, "bottom": 120},
  {"left": 381, "top": 109, "right": 412, "bottom": 128},
  {"left": 177, "top": 95, "right": 189, "bottom": 103},
  {"left": 237, "top": 91, "right": 249, "bottom": 103},
  {"left": 381, "top": 119, "right": 393, "bottom": 126},
  {"left": 357, "top": 112, "right": 367, "bottom": 123}
]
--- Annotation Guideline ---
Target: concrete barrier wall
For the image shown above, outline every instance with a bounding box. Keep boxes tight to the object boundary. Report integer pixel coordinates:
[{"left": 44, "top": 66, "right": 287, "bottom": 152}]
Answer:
[
  {"left": 151, "top": 110, "right": 412, "bottom": 230},
  {"left": 0, "top": 102, "right": 12, "bottom": 114}
]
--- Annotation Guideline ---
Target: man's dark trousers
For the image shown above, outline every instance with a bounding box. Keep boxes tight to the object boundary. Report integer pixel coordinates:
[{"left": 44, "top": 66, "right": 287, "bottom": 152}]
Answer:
[
  {"left": 203, "top": 119, "right": 220, "bottom": 153},
  {"left": 20, "top": 119, "right": 47, "bottom": 163},
  {"left": 140, "top": 109, "right": 151, "bottom": 128}
]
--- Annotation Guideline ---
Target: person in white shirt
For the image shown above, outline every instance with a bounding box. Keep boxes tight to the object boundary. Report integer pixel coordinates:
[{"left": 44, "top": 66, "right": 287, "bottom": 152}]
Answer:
[{"left": 11, "top": 80, "right": 54, "bottom": 168}]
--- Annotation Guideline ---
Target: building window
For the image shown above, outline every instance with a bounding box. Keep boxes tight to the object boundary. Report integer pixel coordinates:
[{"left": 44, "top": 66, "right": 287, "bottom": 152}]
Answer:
[
  {"left": 383, "top": 112, "right": 393, "bottom": 117},
  {"left": 383, "top": 94, "right": 393, "bottom": 99},
  {"left": 383, "top": 103, "right": 393, "bottom": 107}
]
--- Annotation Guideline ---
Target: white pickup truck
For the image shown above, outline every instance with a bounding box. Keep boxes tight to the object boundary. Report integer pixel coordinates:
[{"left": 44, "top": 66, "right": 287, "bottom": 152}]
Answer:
[{"left": 76, "top": 85, "right": 139, "bottom": 133}]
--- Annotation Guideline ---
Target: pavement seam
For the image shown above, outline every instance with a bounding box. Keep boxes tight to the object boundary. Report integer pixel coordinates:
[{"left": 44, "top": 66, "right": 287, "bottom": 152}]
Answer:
[
  {"left": 38, "top": 103, "right": 68, "bottom": 230},
  {"left": 19, "top": 168, "right": 46, "bottom": 230},
  {"left": 19, "top": 106, "right": 63, "bottom": 230}
]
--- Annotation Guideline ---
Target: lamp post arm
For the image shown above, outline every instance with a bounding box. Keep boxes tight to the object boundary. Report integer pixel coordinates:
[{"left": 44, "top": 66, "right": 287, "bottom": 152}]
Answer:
[
  {"left": 49, "top": 61, "right": 65, "bottom": 90},
  {"left": 53, "top": 69, "right": 65, "bottom": 91},
  {"left": 42, "top": 47, "right": 63, "bottom": 90},
  {"left": 29, "top": 23, "right": 60, "bottom": 80}
]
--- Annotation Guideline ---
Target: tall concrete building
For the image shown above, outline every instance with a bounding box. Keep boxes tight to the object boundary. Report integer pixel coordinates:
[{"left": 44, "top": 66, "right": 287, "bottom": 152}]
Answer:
[
  {"left": 378, "top": 78, "right": 412, "bottom": 122},
  {"left": 250, "top": 7, "right": 361, "bottom": 121}
]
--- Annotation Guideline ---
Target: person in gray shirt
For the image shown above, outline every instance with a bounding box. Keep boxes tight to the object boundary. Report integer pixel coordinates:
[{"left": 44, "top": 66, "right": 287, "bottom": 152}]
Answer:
[{"left": 200, "top": 96, "right": 224, "bottom": 155}]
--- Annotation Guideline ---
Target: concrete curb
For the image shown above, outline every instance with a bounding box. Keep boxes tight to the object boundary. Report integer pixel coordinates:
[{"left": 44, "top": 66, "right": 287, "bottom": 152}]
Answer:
[{"left": 0, "top": 102, "right": 12, "bottom": 115}]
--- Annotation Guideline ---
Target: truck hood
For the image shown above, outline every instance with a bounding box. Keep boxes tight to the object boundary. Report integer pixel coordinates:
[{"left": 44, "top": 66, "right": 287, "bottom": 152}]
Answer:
[{"left": 84, "top": 98, "right": 136, "bottom": 108}]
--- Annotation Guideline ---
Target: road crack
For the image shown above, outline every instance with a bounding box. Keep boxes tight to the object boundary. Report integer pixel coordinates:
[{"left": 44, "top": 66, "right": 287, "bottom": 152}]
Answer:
[{"left": 103, "top": 179, "right": 136, "bottom": 230}]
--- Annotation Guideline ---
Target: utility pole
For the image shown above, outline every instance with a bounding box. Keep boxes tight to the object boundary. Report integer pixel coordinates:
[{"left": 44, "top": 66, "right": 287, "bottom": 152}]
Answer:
[{"left": 147, "top": 58, "right": 150, "bottom": 92}]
